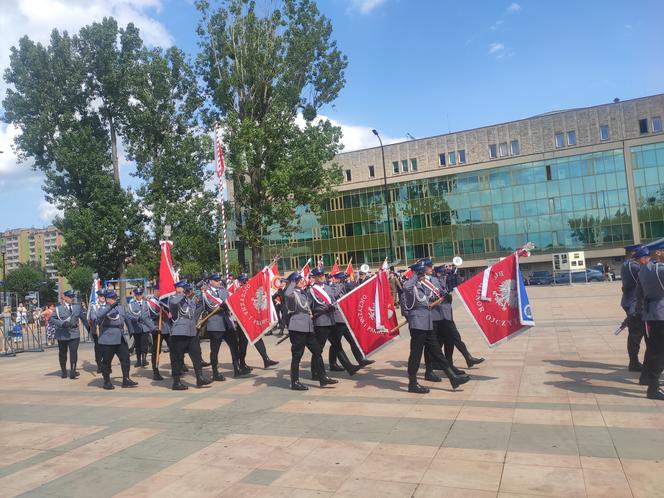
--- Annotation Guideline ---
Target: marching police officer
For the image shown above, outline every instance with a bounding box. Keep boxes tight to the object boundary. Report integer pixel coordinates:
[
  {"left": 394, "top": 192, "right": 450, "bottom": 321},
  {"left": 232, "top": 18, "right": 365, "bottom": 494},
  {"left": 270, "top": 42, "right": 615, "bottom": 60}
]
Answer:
[
  {"left": 95, "top": 290, "right": 137, "bottom": 390},
  {"left": 638, "top": 240, "right": 664, "bottom": 400},
  {"left": 621, "top": 244, "right": 646, "bottom": 371},
  {"left": 402, "top": 261, "right": 469, "bottom": 393},
  {"left": 169, "top": 280, "right": 212, "bottom": 390},
  {"left": 88, "top": 289, "right": 106, "bottom": 374},
  {"left": 127, "top": 288, "right": 154, "bottom": 368},
  {"left": 284, "top": 272, "right": 337, "bottom": 390},
  {"left": 51, "top": 290, "right": 89, "bottom": 379}
]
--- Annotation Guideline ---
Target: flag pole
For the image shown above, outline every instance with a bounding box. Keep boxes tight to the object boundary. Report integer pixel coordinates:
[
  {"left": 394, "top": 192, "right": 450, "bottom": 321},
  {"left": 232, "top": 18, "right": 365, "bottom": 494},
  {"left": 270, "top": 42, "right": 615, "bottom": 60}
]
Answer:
[{"left": 215, "top": 122, "right": 231, "bottom": 283}]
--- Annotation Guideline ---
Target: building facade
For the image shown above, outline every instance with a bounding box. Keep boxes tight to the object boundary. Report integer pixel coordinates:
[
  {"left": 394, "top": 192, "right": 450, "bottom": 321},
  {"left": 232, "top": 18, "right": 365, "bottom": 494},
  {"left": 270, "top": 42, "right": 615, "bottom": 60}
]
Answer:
[
  {"left": 229, "top": 94, "right": 664, "bottom": 274},
  {"left": 0, "top": 226, "right": 64, "bottom": 288}
]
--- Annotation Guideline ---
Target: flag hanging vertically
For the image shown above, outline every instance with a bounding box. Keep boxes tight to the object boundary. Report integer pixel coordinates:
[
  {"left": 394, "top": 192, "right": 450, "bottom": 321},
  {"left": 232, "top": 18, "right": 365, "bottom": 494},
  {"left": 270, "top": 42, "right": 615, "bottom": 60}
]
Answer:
[
  {"left": 214, "top": 123, "right": 230, "bottom": 282},
  {"left": 86, "top": 277, "right": 102, "bottom": 321},
  {"left": 226, "top": 267, "right": 277, "bottom": 344},
  {"left": 454, "top": 250, "right": 535, "bottom": 347},
  {"left": 159, "top": 240, "right": 177, "bottom": 299},
  {"left": 336, "top": 270, "right": 400, "bottom": 357},
  {"left": 331, "top": 258, "right": 340, "bottom": 275}
]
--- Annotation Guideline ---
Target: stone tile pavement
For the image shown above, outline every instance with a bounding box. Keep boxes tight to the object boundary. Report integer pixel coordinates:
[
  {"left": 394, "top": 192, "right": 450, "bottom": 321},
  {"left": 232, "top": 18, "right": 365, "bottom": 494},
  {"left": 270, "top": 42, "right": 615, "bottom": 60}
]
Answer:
[{"left": 0, "top": 282, "right": 663, "bottom": 497}]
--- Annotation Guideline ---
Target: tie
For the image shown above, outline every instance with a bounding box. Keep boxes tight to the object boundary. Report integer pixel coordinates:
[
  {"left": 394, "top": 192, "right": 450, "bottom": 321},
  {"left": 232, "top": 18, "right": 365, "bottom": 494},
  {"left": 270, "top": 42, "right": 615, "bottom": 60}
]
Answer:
[{"left": 67, "top": 304, "right": 72, "bottom": 313}]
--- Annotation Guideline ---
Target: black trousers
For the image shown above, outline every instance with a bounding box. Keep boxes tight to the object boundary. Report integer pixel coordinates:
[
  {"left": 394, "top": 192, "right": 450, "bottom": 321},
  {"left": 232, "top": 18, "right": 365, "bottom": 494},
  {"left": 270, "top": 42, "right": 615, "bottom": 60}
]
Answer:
[
  {"left": 290, "top": 331, "right": 325, "bottom": 382},
  {"left": 440, "top": 319, "right": 471, "bottom": 365},
  {"left": 626, "top": 313, "right": 645, "bottom": 362},
  {"left": 643, "top": 321, "right": 664, "bottom": 390},
  {"left": 170, "top": 335, "right": 203, "bottom": 377},
  {"left": 151, "top": 332, "right": 171, "bottom": 372},
  {"left": 209, "top": 329, "right": 239, "bottom": 367},
  {"left": 57, "top": 338, "right": 80, "bottom": 370},
  {"left": 238, "top": 330, "right": 269, "bottom": 364},
  {"left": 133, "top": 333, "right": 149, "bottom": 357},
  {"left": 313, "top": 325, "right": 334, "bottom": 375},
  {"left": 91, "top": 334, "right": 102, "bottom": 368},
  {"left": 99, "top": 340, "right": 130, "bottom": 378},
  {"left": 408, "top": 328, "right": 450, "bottom": 379},
  {"left": 330, "top": 323, "right": 364, "bottom": 365}
]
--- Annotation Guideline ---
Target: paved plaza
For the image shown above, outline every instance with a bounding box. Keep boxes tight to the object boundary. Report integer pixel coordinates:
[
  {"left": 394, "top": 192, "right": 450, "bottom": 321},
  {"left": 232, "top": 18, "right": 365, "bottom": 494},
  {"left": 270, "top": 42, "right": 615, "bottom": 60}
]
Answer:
[{"left": 0, "top": 282, "right": 663, "bottom": 497}]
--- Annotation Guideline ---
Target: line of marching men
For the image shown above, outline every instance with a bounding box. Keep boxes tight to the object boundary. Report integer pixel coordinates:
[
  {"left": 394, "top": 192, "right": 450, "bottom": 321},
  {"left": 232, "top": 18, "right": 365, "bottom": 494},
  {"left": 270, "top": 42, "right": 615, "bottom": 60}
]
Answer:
[
  {"left": 51, "top": 259, "right": 484, "bottom": 393},
  {"left": 620, "top": 238, "right": 664, "bottom": 400}
]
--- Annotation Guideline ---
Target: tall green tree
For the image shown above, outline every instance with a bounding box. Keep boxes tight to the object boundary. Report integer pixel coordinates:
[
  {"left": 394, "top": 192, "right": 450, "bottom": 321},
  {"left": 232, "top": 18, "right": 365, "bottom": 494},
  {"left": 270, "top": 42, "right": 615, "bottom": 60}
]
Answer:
[
  {"left": 196, "top": 0, "right": 347, "bottom": 271},
  {"left": 4, "top": 263, "right": 58, "bottom": 305}
]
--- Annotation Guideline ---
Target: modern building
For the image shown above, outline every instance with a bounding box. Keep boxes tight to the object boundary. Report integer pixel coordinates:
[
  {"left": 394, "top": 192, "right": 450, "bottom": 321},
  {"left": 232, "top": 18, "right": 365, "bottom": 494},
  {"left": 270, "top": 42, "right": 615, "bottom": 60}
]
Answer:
[
  {"left": 0, "top": 226, "right": 64, "bottom": 289},
  {"left": 228, "top": 93, "right": 664, "bottom": 275}
]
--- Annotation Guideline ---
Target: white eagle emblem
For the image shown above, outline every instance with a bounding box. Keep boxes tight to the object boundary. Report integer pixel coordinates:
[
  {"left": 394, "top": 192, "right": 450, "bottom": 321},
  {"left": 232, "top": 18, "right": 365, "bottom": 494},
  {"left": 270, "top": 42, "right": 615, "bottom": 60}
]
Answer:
[
  {"left": 492, "top": 279, "right": 518, "bottom": 311},
  {"left": 252, "top": 287, "right": 268, "bottom": 311},
  {"left": 368, "top": 304, "right": 375, "bottom": 321}
]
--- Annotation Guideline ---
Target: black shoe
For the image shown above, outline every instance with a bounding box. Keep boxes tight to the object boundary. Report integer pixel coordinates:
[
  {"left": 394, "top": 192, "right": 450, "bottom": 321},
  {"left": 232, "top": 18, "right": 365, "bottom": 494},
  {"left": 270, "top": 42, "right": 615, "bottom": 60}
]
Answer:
[
  {"left": 212, "top": 368, "right": 226, "bottom": 382},
  {"left": 172, "top": 377, "right": 188, "bottom": 391},
  {"left": 233, "top": 362, "right": 250, "bottom": 378},
  {"left": 103, "top": 380, "right": 114, "bottom": 390},
  {"left": 239, "top": 363, "right": 253, "bottom": 373},
  {"left": 451, "top": 366, "right": 466, "bottom": 376},
  {"left": 61, "top": 370, "right": 68, "bottom": 379},
  {"left": 347, "top": 365, "right": 361, "bottom": 376},
  {"left": 443, "top": 367, "right": 471, "bottom": 391},
  {"left": 201, "top": 360, "right": 211, "bottom": 367},
  {"left": 263, "top": 359, "right": 279, "bottom": 368},
  {"left": 424, "top": 371, "right": 442, "bottom": 382},
  {"left": 646, "top": 388, "right": 664, "bottom": 400},
  {"left": 153, "top": 371, "right": 164, "bottom": 381},
  {"left": 69, "top": 371, "right": 80, "bottom": 379},
  {"left": 465, "top": 356, "right": 485, "bottom": 368},
  {"left": 359, "top": 359, "right": 375, "bottom": 367},
  {"left": 319, "top": 376, "right": 338, "bottom": 387},
  {"left": 408, "top": 383, "right": 430, "bottom": 394},
  {"left": 196, "top": 375, "right": 212, "bottom": 388},
  {"left": 330, "top": 363, "right": 345, "bottom": 372},
  {"left": 122, "top": 378, "right": 138, "bottom": 388},
  {"left": 629, "top": 362, "right": 643, "bottom": 372},
  {"left": 291, "top": 381, "right": 309, "bottom": 391}
]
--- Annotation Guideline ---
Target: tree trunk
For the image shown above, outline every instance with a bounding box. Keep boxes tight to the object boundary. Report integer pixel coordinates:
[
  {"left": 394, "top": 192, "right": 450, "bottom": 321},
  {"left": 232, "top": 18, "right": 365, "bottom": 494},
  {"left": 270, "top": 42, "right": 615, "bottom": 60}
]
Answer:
[
  {"left": 109, "top": 112, "right": 126, "bottom": 304},
  {"left": 251, "top": 245, "right": 262, "bottom": 275}
]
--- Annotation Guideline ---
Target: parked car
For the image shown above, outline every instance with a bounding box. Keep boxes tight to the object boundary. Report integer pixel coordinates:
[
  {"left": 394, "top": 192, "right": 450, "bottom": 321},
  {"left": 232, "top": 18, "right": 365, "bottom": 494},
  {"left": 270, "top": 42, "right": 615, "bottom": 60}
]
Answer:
[
  {"left": 588, "top": 264, "right": 616, "bottom": 281},
  {"left": 554, "top": 269, "right": 606, "bottom": 284},
  {"left": 528, "top": 271, "right": 554, "bottom": 285}
]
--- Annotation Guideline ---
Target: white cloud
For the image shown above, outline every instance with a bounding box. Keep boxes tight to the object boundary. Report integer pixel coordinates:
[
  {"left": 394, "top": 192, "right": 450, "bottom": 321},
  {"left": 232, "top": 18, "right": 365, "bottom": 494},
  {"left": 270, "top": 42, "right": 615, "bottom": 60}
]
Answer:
[
  {"left": 349, "top": 0, "right": 387, "bottom": 15},
  {"left": 507, "top": 3, "right": 521, "bottom": 13},
  {"left": 490, "top": 20, "right": 503, "bottom": 30},
  {"left": 38, "top": 199, "right": 61, "bottom": 223},
  {"left": 0, "top": 122, "right": 42, "bottom": 193},
  {"left": 1, "top": 0, "right": 173, "bottom": 100},
  {"left": 489, "top": 42, "right": 505, "bottom": 54}
]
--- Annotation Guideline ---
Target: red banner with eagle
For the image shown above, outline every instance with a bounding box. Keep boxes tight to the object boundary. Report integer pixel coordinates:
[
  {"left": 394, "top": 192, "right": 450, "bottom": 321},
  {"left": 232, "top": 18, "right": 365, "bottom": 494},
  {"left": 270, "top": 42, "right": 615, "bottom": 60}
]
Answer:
[{"left": 226, "top": 267, "right": 277, "bottom": 344}]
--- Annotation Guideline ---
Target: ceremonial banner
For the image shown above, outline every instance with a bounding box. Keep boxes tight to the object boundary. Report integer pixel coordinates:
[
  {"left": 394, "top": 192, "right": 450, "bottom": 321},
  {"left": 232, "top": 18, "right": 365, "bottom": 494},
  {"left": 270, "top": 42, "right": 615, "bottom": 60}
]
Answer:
[
  {"left": 159, "top": 240, "right": 177, "bottom": 299},
  {"left": 86, "top": 277, "right": 102, "bottom": 321},
  {"left": 336, "top": 270, "right": 400, "bottom": 357},
  {"left": 331, "top": 258, "right": 339, "bottom": 275},
  {"left": 454, "top": 251, "right": 534, "bottom": 347},
  {"left": 345, "top": 259, "right": 355, "bottom": 281},
  {"left": 301, "top": 259, "right": 311, "bottom": 279},
  {"left": 226, "top": 268, "right": 277, "bottom": 344}
]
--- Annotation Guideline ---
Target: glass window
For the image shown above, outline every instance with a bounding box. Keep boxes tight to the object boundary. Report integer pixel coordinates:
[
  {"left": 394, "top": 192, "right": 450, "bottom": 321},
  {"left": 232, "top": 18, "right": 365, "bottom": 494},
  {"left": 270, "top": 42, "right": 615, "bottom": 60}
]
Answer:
[
  {"left": 458, "top": 150, "right": 466, "bottom": 164},
  {"left": 653, "top": 117, "right": 662, "bottom": 132},
  {"left": 639, "top": 118, "right": 649, "bottom": 134},
  {"left": 600, "top": 125, "right": 609, "bottom": 141},
  {"left": 489, "top": 144, "right": 497, "bottom": 158},
  {"left": 392, "top": 161, "right": 399, "bottom": 174},
  {"left": 368, "top": 165, "right": 375, "bottom": 178},
  {"left": 410, "top": 158, "right": 418, "bottom": 171},
  {"left": 567, "top": 130, "right": 576, "bottom": 146},
  {"left": 555, "top": 132, "right": 564, "bottom": 148},
  {"left": 438, "top": 153, "right": 446, "bottom": 166},
  {"left": 499, "top": 142, "right": 508, "bottom": 157},
  {"left": 402, "top": 159, "right": 409, "bottom": 173},
  {"left": 510, "top": 140, "right": 519, "bottom": 155},
  {"left": 448, "top": 151, "right": 457, "bottom": 166},
  {"left": 344, "top": 169, "right": 351, "bottom": 181}
]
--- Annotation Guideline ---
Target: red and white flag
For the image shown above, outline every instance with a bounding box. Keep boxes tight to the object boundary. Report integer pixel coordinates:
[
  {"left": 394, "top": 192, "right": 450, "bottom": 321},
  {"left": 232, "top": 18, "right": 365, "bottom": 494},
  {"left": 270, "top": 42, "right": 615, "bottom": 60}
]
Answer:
[
  {"left": 159, "top": 240, "right": 177, "bottom": 299},
  {"left": 301, "top": 258, "right": 312, "bottom": 279},
  {"left": 331, "top": 258, "right": 340, "bottom": 275},
  {"left": 226, "top": 268, "right": 277, "bottom": 344},
  {"left": 268, "top": 262, "right": 284, "bottom": 296},
  {"left": 346, "top": 258, "right": 355, "bottom": 281},
  {"left": 336, "top": 270, "right": 400, "bottom": 357},
  {"left": 454, "top": 251, "right": 535, "bottom": 348}
]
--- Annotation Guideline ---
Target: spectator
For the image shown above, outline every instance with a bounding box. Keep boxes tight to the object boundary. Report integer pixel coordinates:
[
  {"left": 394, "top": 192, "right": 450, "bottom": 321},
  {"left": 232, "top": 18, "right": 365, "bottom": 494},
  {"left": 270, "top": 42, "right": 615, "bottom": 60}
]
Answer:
[
  {"left": 43, "top": 303, "right": 56, "bottom": 346},
  {"left": 17, "top": 303, "right": 28, "bottom": 326},
  {"left": 388, "top": 266, "right": 402, "bottom": 307}
]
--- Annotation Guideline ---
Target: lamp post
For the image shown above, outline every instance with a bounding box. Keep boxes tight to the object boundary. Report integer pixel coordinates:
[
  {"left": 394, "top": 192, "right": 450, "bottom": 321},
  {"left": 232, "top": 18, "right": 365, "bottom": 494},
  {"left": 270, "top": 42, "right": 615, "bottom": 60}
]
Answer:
[
  {"left": 1, "top": 248, "right": 5, "bottom": 308},
  {"left": 372, "top": 129, "right": 395, "bottom": 264}
]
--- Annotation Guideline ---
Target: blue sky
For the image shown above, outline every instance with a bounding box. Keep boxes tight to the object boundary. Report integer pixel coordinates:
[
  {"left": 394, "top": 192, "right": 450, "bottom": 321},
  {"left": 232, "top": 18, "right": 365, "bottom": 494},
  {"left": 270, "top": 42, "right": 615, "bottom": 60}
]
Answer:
[{"left": 1, "top": 0, "right": 663, "bottom": 231}]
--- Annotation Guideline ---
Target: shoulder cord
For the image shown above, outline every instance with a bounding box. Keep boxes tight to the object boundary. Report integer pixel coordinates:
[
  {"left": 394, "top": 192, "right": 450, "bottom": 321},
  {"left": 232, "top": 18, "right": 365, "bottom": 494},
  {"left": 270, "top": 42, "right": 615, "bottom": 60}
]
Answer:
[
  {"left": 294, "top": 290, "right": 310, "bottom": 311},
  {"left": 178, "top": 299, "right": 193, "bottom": 320},
  {"left": 628, "top": 262, "right": 637, "bottom": 284},
  {"left": 127, "top": 302, "right": 142, "bottom": 318}
]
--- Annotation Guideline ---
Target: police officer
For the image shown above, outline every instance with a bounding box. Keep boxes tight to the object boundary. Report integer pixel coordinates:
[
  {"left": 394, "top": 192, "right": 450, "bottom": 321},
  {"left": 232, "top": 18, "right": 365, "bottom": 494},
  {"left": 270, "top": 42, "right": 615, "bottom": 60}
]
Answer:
[
  {"left": 284, "top": 272, "right": 337, "bottom": 390},
  {"left": 88, "top": 289, "right": 106, "bottom": 374},
  {"left": 127, "top": 288, "right": 154, "bottom": 368},
  {"left": 638, "top": 241, "right": 664, "bottom": 400},
  {"left": 146, "top": 287, "right": 170, "bottom": 381},
  {"left": 51, "top": 290, "right": 89, "bottom": 379},
  {"left": 95, "top": 290, "right": 137, "bottom": 390},
  {"left": 621, "top": 244, "right": 646, "bottom": 371},
  {"left": 402, "top": 261, "right": 470, "bottom": 393},
  {"left": 309, "top": 267, "right": 342, "bottom": 379},
  {"left": 234, "top": 273, "right": 279, "bottom": 371},
  {"left": 203, "top": 274, "right": 243, "bottom": 381},
  {"left": 421, "top": 260, "right": 449, "bottom": 382},
  {"left": 329, "top": 271, "right": 371, "bottom": 372},
  {"left": 169, "top": 280, "right": 212, "bottom": 390}
]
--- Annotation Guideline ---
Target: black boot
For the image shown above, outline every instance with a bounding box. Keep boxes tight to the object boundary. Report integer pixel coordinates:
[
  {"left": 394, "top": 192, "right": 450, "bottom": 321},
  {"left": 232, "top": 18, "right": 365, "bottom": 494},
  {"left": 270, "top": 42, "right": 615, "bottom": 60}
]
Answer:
[
  {"left": 69, "top": 363, "right": 80, "bottom": 379},
  {"left": 201, "top": 360, "right": 211, "bottom": 367},
  {"left": 291, "top": 380, "right": 308, "bottom": 391},
  {"left": 102, "top": 373, "right": 114, "bottom": 390},
  {"left": 142, "top": 353, "right": 149, "bottom": 367},
  {"left": 450, "top": 365, "right": 466, "bottom": 375},
  {"left": 152, "top": 369, "right": 164, "bottom": 381},
  {"left": 61, "top": 368, "right": 68, "bottom": 379},
  {"left": 337, "top": 350, "right": 361, "bottom": 376},
  {"left": 629, "top": 360, "right": 643, "bottom": 372},
  {"left": 408, "top": 377, "right": 430, "bottom": 394},
  {"left": 239, "top": 360, "right": 253, "bottom": 373},
  {"left": 122, "top": 376, "right": 138, "bottom": 388},
  {"left": 263, "top": 358, "right": 279, "bottom": 368},
  {"left": 319, "top": 376, "right": 338, "bottom": 387},
  {"left": 443, "top": 366, "right": 470, "bottom": 390},
  {"left": 212, "top": 365, "right": 226, "bottom": 382},
  {"left": 96, "top": 364, "right": 102, "bottom": 374},
  {"left": 233, "top": 361, "right": 250, "bottom": 378},
  {"left": 424, "top": 370, "right": 442, "bottom": 382},
  {"left": 647, "top": 387, "right": 664, "bottom": 400},
  {"left": 172, "top": 375, "right": 188, "bottom": 391},
  {"left": 135, "top": 356, "right": 142, "bottom": 368},
  {"left": 330, "top": 363, "right": 345, "bottom": 372},
  {"left": 196, "top": 371, "right": 212, "bottom": 388},
  {"left": 359, "top": 358, "right": 375, "bottom": 367},
  {"left": 465, "top": 355, "right": 485, "bottom": 368}
]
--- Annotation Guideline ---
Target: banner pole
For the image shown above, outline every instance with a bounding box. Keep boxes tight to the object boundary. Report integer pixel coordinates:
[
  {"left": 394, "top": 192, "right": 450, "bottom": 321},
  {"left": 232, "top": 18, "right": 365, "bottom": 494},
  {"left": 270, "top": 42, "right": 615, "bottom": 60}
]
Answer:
[{"left": 215, "top": 123, "right": 231, "bottom": 283}]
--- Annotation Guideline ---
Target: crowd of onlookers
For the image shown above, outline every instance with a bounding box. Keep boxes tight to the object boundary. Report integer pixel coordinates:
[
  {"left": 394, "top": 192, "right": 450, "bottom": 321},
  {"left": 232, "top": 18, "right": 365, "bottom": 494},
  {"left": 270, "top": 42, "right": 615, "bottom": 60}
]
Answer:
[{"left": 0, "top": 302, "right": 59, "bottom": 349}]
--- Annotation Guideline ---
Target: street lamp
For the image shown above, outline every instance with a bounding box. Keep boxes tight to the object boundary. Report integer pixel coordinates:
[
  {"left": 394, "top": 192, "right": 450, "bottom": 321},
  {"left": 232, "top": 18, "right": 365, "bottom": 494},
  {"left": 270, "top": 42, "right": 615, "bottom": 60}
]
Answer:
[{"left": 372, "top": 129, "right": 395, "bottom": 264}]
